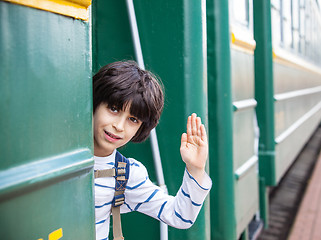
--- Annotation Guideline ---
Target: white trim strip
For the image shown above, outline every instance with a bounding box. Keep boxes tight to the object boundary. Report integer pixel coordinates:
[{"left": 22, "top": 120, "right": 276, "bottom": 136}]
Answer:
[
  {"left": 275, "top": 101, "right": 321, "bottom": 144},
  {"left": 274, "top": 86, "right": 321, "bottom": 102},
  {"left": 235, "top": 155, "right": 258, "bottom": 180},
  {"left": 233, "top": 99, "right": 257, "bottom": 112}
]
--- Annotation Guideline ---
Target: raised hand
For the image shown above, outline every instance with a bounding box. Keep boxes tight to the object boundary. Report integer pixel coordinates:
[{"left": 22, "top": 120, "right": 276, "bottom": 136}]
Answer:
[{"left": 180, "top": 113, "right": 208, "bottom": 184}]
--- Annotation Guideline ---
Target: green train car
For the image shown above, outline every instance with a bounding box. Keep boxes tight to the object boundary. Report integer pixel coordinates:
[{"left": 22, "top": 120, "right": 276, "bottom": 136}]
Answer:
[
  {"left": 0, "top": 0, "right": 95, "bottom": 240},
  {"left": 1, "top": 0, "right": 320, "bottom": 240}
]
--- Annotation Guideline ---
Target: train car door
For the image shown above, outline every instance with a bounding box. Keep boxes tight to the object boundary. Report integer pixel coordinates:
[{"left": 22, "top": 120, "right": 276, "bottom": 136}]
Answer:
[{"left": 0, "top": 1, "right": 95, "bottom": 239}]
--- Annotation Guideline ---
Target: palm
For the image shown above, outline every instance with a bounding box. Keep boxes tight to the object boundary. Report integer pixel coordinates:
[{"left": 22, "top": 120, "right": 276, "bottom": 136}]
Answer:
[{"left": 180, "top": 114, "right": 208, "bottom": 171}]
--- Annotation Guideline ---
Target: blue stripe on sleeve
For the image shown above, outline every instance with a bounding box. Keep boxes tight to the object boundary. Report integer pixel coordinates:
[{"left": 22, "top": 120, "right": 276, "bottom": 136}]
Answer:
[
  {"left": 181, "top": 188, "right": 191, "bottom": 198},
  {"left": 157, "top": 201, "right": 167, "bottom": 222},
  {"left": 130, "top": 161, "right": 140, "bottom": 167},
  {"left": 181, "top": 188, "right": 202, "bottom": 207},
  {"left": 124, "top": 201, "right": 133, "bottom": 212},
  {"left": 134, "top": 189, "right": 159, "bottom": 211},
  {"left": 126, "top": 176, "right": 148, "bottom": 190},
  {"left": 96, "top": 218, "right": 107, "bottom": 225},
  {"left": 174, "top": 210, "right": 194, "bottom": 225},
  {"left": 185, "top": 168, "right": 210, "bottom": 190},
  {"left": 95, "top": 200, "right": 113, "bottom": 208},
  {"left": 99, "top": 238, "right": 108, "bottom": 240}
]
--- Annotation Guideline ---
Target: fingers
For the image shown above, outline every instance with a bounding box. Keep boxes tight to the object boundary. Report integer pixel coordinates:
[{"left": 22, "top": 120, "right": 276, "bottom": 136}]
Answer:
[
  {"left": 200, "top": 124, "right": 208, "bottom": 142},
  {"left": 186, "top": 115, "right": 192, "bottom": 136},
  {"left": 187, "top": 113, "right": 206, "bottom": 139},
  {"left": 196, "top": 116, "right": 202, "bottom": 137},
  {"left": 181, "top": 133, "right": 187, "bottom": 146},
  {"left": 191, "top": 113, "right": 197, "bottom": 135}
]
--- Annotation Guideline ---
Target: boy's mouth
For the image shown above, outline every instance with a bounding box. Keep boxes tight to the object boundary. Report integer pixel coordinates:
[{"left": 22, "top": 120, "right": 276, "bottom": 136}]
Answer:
[{"left": 104, "top": 130, "right": 122, "bottom": 141}]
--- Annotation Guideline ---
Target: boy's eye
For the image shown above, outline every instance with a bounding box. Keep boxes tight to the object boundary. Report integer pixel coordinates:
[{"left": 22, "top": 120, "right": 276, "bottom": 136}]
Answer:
[
  {"left": 129, "top": 117, "right": 139, "bottom": 123},
  {"left": 109, "top": 106, "right": 118, "bottom": 113}
]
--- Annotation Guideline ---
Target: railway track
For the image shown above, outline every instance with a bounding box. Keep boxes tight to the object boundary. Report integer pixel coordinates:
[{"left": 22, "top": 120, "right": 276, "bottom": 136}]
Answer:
[{"left": 258, "top": 125, "right": 321, "bottom": 240}]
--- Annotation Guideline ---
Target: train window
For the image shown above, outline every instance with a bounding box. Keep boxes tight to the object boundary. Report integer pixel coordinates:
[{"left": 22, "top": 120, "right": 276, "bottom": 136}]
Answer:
[
  {"left": 232, "top": 0, "right": 249, "bottom": 27},
  {"left": 305, "top": 0, "right": 311, "bottom": 59},
  {"left": 272, "top": 0, "right": 321, "bottom": 66},
  {"left": 271, "top": 0, "right": 282, "bottom": 46},
  {"left": 229, "top": 0, "right": 254, "bottom": 45},
  {"left": 299, "top": 0, "right": 306, "bottom": 54},
  {"left": 291, "top": 0, "right": 300, "bottom": 52},
  {"left": 312, "top": 10, "right": 316, "bottom": 63},
  {"left": 282, "top": 0, "right": 293, "bottom": 49}
]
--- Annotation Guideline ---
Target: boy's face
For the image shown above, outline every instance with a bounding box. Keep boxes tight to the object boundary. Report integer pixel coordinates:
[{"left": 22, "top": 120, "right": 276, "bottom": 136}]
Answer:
[{"left": 93, "top": 103, "right": 142, "bottom": 157}]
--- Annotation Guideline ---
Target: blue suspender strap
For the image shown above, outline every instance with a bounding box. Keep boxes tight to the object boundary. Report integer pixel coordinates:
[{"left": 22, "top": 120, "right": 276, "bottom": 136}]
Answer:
[
  {"left": 112, "top": 151, "right": 130, "bottom": 240},
  {"left": 94, "top": 151, "right": 129, "bottom": 239},
  {"left": 113, "top": 151, "right": 130, "bottom": 207}
]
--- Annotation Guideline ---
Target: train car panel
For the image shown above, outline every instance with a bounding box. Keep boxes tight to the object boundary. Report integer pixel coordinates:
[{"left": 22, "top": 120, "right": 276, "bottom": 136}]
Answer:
[
  {"left": 233, "top": 109, "right": 257, "bottom": 171},
  {"left": 0, "top": 2, "right": 93, "bottom": 169},
  {"left": 230, "top": 0, "right": 259, "bottom": 238},
  {"left": 0, "top": 162, "right": 93, "bottom": 239},
  {"left": 274, "top": 65, "right": 321, "bottom": 138},
  {"left": 233, "top": 107, "right": 259, "bottom": 238},
  {"left": 273, "top": 57, "right": 321, "bottom": 94},
  {"left": 235, "top": 169, "right": 259, "bottom": 238},
  {"left": 0, "top": 1, "right": 95, "bottom": 239},
  {"left": 231, "top": 49, "right": 255, "bottom": 102},
  {"left": 274, "top": 98, "right": 321, "bottom": 181}
]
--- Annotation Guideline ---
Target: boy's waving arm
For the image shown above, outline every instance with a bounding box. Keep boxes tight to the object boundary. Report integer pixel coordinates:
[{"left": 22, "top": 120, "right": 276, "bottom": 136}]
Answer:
[
  {"left": 180, "top": 113, "right": 209, "bottom": 185},
  {"left": 125, "top": 114, "right": 211, "bottom": 229}
]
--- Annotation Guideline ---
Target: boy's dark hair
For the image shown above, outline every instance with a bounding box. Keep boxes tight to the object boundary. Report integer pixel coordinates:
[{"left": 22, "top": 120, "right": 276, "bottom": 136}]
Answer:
[{"left": 93, "top": 60, "right": 164, "bottom": 142}]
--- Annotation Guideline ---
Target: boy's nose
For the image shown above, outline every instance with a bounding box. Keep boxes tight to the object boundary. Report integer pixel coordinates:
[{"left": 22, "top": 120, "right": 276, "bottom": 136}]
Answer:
[{"left": 113, "top": 117, "right": 125, "bottom": 132}]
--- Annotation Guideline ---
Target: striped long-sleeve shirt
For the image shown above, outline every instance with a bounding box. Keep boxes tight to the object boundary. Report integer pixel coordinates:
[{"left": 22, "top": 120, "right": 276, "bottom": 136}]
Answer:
[{"left": 94, "top": 150, "right": 212, "bottom": 240}]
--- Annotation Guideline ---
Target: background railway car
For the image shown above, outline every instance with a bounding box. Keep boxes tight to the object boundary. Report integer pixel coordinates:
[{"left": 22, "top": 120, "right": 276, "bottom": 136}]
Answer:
[
  {"left": 271, "top": 0, "right": 321, "bottom": 183},
  {"left": 256, "top": 0, "right": 321, "bottom": 229},
  {"left": 1, "top": 0, "right": 321, "bottom": 240}
]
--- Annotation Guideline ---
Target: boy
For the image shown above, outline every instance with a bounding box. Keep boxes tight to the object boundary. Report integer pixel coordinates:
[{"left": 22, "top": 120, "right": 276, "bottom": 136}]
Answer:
[{"left": 93, "top": 60, "right": 212, "bottom": 240}]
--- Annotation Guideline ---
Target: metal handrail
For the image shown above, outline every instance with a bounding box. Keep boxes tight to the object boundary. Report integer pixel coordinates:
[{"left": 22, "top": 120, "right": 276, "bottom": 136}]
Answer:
[
  {"left": 126, "top": 1, "right": 168, "bottom": 240},
  {"left": 235, "top": 155, "right": 258, "bottom": 180},
  {"left": 275, "top": 101, "right": 321, "bottom": 144},
  {"left": 233, "top": 98, "right": 257, "bottom": 112},
  {"left": 274, "top": 86, "right": 321, "bottom": 102}
]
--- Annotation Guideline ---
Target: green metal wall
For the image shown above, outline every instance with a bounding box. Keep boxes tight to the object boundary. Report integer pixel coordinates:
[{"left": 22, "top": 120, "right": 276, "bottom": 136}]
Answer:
[
  {"left": 207, "top": 0, "right": 260, "bottom": 238},
  {"left": 253, "top": 0, "right": 275, "bottom": 227},
  {"left": 0, "top": 2, "right": 94, "bottom": 239},
  {"left": 93, "top": 0, "right": 209, "bottom": 239},
  {"left": 207, "top": 0, "right": 236, "bottom": 239},
  {"left": 253, "top": 0, "right": 276, "bottom": 188}
]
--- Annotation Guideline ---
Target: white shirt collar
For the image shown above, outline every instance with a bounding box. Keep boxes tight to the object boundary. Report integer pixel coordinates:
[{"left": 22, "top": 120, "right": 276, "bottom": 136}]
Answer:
[{"left": 94, "top": 149, "right": 117, "bottom": 166}]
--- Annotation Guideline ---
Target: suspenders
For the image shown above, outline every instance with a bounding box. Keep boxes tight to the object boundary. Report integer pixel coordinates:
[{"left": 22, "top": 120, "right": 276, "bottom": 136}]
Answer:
[{"left": 94, "top": 151, "right": 130, "bottom": 240}]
